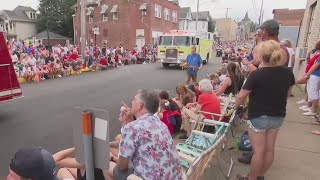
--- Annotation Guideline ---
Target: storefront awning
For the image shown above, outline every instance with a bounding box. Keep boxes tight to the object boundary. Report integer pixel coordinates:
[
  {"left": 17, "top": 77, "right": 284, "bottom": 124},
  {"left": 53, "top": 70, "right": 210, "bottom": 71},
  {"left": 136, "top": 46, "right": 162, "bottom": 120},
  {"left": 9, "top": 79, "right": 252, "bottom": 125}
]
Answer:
[
  {"left": 86, "top": 7, "right": 94, "bottom": 16},
  {"left": 100, "top": 5, "right": 108, "bottom": 14},
  {"left": 139, "top": 3, "right": 147, "bottom": 10},
  {"left": 110, "top": 5, "right": 118, "bottom": 13}
]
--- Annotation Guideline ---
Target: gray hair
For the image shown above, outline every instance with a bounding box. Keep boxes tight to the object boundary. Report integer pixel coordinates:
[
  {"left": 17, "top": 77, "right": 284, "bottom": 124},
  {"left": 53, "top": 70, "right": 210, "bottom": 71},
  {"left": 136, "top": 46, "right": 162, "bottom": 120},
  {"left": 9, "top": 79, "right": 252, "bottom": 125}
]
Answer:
[
  {"left": 138, "top": 89, "right": 160, "bottom": 114},
  {"left": 199, "top": 79, "right": 213, "bottom": 93}
]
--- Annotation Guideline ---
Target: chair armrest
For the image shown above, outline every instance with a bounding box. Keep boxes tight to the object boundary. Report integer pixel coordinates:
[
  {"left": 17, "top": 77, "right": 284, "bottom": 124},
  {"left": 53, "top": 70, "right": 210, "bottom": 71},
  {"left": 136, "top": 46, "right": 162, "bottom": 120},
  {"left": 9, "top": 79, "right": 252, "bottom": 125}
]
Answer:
[
  {"left": 178, "top": 152, "right": 196, "bottom": 164},
  {"left": 192, "top": 130, "right": 217, "bottom": 139},
  {"left": 202, "top": 119, "right": 230, "bottom": 127},
  {"left": 198, "top": 111, "right": 223, "bottom": 117},
  {"left": 127, "top": 174, "right": 143, "bottom": 180}
]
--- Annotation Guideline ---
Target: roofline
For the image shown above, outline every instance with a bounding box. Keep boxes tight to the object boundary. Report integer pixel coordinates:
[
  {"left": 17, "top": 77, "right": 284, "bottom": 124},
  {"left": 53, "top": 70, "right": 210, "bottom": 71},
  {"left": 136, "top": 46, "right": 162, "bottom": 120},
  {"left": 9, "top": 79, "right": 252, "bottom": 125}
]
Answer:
[{"left": 1, "top": 10, "right": 36, "bottom": 22}]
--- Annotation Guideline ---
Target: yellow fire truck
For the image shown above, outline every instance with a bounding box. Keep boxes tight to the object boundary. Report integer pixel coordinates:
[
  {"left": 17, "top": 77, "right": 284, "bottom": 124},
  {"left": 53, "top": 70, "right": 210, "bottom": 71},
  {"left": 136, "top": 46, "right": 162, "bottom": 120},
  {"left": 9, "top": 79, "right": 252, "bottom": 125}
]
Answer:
[{"left": 157, "top": 30, "right": 214, "bottom": 68}]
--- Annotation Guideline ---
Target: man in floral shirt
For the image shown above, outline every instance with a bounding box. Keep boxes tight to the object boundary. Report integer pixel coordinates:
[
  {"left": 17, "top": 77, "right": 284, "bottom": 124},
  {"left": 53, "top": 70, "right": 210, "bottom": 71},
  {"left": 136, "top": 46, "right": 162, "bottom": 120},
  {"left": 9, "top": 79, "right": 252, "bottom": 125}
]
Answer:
[{"left": 114, "top": 90, "right": 183, "bottom": 180}]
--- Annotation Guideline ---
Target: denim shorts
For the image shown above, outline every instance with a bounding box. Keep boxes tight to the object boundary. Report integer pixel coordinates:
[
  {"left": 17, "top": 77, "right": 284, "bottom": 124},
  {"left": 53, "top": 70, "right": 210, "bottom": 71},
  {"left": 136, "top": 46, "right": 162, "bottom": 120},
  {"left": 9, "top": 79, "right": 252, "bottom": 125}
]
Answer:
[{"left": 247, "top": 115, "right": 284, "bottom": 132}]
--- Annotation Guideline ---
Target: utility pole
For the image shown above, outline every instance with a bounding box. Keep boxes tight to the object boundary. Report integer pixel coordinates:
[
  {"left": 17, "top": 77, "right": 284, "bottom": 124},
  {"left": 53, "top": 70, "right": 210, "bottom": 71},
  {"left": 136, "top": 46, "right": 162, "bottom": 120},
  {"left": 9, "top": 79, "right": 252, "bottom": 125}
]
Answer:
[
  {"left": 258, "top": 0, "right": 264, "bottom": 25},
  {"left": 225, "top": 8, "right": 231, "bottom": 18},
  {"left": 80, "top": 0, "right": 86, "bottom": 59},
  {"left": 195, "top": 0, "right": 200, "bottom": 35}
]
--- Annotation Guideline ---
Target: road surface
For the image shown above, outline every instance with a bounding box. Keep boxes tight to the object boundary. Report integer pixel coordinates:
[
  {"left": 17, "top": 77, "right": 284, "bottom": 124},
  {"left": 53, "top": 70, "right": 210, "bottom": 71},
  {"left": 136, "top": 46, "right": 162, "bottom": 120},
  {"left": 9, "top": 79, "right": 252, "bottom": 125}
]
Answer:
[{"left": 0, "top": 58, "right": 222, "bottom": 175}]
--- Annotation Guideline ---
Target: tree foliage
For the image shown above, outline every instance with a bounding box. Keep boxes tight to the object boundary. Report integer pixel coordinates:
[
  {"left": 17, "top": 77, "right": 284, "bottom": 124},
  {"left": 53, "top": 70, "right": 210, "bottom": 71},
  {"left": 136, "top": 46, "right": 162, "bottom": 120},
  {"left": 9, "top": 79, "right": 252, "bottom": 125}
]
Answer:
[
  {"left": 37, "top": 0, "right": 76, "bottom": 39},
  {"left": 250, "top": 22, "right": 258, "bottom": 32},
  {"left": 208, "top": 15, "right": 215, "bottom": 33}
]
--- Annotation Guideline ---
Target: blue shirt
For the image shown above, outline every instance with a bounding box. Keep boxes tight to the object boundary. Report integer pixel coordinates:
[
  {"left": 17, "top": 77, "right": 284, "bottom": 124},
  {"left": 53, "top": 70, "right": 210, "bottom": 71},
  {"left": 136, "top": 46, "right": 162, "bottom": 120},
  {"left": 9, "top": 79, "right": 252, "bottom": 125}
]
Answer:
[
  {"left": 186, "top": 53, "right": 202, "bottom": 75},
  {"left": 312, "top": 57, "right": 320, "bottom": 76}
]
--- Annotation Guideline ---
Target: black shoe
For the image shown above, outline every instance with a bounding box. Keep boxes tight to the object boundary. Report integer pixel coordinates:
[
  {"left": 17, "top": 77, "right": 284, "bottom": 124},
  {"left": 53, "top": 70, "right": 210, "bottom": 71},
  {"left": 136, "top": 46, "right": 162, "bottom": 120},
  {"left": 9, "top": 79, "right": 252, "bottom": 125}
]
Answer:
[
  {"left": 179, "top": 134, "right": 189, "bottom": 140},
  {"left": 238, "top": 152, "right": 253, "bottom": 164},
  {"left": 257, "top": 176, "right": 264, "bottom": 180}
]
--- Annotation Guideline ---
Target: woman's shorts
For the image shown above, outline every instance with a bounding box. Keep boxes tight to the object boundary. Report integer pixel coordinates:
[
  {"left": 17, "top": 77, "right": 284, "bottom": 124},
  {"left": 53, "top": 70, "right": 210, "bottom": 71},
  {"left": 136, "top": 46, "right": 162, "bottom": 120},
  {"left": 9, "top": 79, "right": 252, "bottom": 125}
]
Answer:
[
  {"left": 307, "top": 75, "right": 320, "bottom": 101},
  {"left": 247, "top": 115, "right": 284, "bottom": 133}
]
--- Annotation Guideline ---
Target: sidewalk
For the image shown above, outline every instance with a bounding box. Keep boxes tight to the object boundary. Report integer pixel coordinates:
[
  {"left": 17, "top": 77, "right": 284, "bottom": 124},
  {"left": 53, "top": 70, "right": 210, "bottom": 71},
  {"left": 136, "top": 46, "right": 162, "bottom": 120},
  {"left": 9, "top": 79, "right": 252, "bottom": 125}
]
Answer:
[{"left": 200, "top": 87, "right": 320, "bottom": 180}]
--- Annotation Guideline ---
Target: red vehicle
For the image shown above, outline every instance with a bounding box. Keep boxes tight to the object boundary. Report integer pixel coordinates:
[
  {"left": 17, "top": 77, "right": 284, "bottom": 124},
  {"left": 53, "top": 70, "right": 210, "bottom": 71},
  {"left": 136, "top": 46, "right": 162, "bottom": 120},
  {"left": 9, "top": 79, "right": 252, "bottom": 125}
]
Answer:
[{"left": 0, "top": 32, "right": 22, "bottom": 102}]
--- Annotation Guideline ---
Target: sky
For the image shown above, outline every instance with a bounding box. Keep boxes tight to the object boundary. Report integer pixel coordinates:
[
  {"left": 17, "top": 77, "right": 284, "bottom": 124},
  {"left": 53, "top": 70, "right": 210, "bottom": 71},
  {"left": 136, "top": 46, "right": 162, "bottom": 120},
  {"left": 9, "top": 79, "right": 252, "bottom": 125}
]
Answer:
[
  {"left": 2, "top": 0, "right": 307, "bottom": 23},
  {"left": 179, "top": 0, "right": 307, "bottom": 22}
]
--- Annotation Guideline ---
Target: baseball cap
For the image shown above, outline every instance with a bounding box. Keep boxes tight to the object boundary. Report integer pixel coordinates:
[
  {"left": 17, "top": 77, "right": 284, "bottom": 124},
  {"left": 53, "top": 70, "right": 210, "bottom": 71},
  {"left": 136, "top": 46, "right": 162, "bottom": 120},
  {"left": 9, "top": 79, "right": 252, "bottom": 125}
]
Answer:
[
  {"left": 258, "top": 19, "right": 280, "bottom": 30},
  {"left": 10, "top": 147, "right": 57, "bottom": 180}
]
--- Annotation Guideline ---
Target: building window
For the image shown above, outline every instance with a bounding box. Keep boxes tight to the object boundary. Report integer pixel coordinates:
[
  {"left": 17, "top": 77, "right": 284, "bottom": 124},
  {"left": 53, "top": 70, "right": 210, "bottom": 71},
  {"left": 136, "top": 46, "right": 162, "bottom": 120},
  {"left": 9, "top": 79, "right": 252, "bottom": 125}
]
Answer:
[
  {"left": 29, "top": 12, "right": 36, "bottom": 19},
  {"left": 102, "top": 13, "right": 108, "bottom": 21},
  {"left": 89, "top": 15, "right": 93, "bottom": 23},
  {"left": 172, "top": 11, "right": 177, "bottom": 23},
  {"left": 100, "top": 4, "right": 108, "bottom": 22},
  {"left": 86, "top": 7, "right": 94, "bottom": 23},
  {"left": 155, "top": 4, "right": 162, "bottom": 18},
  {"left": 164, "top": 8, "right": 170, "bottom": 21},
  {"left": 202, "top": 22, "right": 206, "bottom": 29},
  {"left": 110, "top": 5, "right": 119, "bottom": 20},
  {"left": 305, "top": 2, "right": 317, "bottom": 47},
  {"left": 113, "top": 13, "right": 118, "bottom": 20}
]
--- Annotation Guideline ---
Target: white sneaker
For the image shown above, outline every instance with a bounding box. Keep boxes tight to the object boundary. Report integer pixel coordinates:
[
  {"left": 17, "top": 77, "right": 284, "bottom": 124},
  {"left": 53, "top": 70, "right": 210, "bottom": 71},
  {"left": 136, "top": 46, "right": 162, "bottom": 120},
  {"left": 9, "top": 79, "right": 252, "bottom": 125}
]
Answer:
[
  {"left": 303, "top": 111, "right": 317, "bottom": 116},
  {"left": 296, "top": 99, "right": 306, "bottom": 104},
  {"left": 302, "top": 107, "right": 312, "bottom": 112},
  {"left": 299, "top": 105, "right": 308, "bottom": 110}
]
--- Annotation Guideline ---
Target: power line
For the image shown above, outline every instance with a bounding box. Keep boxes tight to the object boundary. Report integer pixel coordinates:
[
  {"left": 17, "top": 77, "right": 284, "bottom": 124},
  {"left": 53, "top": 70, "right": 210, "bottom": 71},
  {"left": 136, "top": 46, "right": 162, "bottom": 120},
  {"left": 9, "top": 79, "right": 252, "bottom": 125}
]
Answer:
[{"left": 251, "top": 0, "right": 259, "bottom": 17}]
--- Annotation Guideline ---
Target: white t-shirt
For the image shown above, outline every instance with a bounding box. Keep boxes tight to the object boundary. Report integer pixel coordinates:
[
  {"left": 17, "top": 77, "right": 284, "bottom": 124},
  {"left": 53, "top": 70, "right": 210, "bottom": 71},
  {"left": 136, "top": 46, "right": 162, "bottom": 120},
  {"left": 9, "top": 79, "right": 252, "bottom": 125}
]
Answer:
[
  {"left": 219, "top": 74, "right": 227, "bottom": 82},
  {"left": 27, "top": 57, "right": 37, "bottom": 67},
  {"left": 286, "top": 47, "right": 295, "bottom": 68}
]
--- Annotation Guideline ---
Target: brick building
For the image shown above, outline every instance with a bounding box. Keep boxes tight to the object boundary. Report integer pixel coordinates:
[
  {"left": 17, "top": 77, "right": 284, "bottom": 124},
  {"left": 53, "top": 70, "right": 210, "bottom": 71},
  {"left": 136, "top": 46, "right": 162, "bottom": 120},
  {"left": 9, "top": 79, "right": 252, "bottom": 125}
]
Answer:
[
  {"left": 272, "top": 8, "right": 305, "bottom": 47},
  {"left": 273, "top": 8, "right": 305, "bottom": 26},
  {"left": 293, "top": 0, "right": 320, "bottom": 83},
  {"left": 73, "top": 0, "right": 180, "bottom": 50}
]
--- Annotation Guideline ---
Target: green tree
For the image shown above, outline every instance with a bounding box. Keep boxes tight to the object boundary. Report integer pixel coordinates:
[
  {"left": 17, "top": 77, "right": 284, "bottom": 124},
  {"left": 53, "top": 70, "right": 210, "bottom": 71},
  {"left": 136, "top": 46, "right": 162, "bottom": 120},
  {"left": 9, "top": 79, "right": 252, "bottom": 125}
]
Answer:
[
  {"left": 208, "top": 16, "right": 215, "bottom": 33},
  {"left": 37, "top": 0, "right": 76, "bottom": 39},
  {"left": 250, "top": 22, "right": 258, "bottom": 32}
]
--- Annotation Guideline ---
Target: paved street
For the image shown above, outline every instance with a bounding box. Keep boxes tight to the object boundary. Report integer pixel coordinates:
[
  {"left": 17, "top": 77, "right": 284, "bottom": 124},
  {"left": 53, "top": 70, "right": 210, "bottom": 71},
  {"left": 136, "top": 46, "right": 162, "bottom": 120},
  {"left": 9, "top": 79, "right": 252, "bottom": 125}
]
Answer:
[{"left": 0, "top": 58, "right": 221, "bottom": 175}]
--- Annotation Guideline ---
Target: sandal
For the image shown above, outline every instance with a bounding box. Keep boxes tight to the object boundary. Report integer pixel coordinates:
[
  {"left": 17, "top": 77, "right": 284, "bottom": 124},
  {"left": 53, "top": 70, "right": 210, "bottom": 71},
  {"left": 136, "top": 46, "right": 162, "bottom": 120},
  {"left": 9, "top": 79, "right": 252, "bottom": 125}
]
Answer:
[
  {"left": 236, "top": 174, "right": 249, "bottom": 180},
  {"left": 311, "top": 130, "right": 320, "bottom": 135},
  {"left": 312, "top": 120, "right": 320, "bottom": 125}
]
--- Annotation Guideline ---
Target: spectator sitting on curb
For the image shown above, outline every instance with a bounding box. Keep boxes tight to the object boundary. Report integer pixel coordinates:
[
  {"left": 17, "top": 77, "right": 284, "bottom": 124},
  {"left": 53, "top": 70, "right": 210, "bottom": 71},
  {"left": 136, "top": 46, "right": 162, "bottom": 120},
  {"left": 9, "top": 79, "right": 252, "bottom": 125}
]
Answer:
[
  {"left": 114, "top": 89, "right": 183, "bottom": 180},
  {"left": 7, "top": 147, "right": 59, "bottom": 180}
]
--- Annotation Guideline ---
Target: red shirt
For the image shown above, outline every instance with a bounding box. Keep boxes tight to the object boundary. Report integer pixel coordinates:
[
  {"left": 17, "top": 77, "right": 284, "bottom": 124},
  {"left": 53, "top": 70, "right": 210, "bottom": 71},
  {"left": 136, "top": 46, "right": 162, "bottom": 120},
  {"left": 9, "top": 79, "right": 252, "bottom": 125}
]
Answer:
[
  {"left": 161, "top": 110, "right": 174, "bottom": 134},
  {"left": 306, "top": 53, "right": 320, "bottom": 73},
  {"left": 70, "top": 53, "right": 77, "bottom": 61},
  {"left": 198, "top": 93, "right": 221, "bottom": 120},
  {"left": 131, "top": 49, "right": 137, "bottom": 55},
  {"left": 99, "top": 57, "right": 108, "bottom": 66}
]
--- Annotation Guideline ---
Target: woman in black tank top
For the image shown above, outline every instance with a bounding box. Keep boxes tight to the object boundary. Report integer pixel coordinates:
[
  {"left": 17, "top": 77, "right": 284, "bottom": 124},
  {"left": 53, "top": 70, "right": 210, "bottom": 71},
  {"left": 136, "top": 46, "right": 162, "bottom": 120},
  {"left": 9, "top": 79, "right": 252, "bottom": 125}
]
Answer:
[{"left": 215, "top": 62, "right": 243, "bottom": 95}]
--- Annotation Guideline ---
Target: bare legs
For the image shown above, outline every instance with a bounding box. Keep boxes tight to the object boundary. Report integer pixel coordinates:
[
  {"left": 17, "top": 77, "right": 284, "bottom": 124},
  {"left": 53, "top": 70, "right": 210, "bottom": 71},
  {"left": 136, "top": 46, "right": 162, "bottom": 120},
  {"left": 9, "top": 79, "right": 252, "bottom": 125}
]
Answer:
[{"left": 247, "top": 128, "right": 279, "bottom": 180}]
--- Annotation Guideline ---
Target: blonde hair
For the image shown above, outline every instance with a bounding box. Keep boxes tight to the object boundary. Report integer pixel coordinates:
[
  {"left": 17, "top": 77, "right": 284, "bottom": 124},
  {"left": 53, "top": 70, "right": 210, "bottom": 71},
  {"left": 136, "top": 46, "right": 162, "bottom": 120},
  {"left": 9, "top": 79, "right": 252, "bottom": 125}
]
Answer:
[
  {"left": 257, "top": 40, "right": 282, "bottom": 66},
  {"left": 282, "top": 39, "right": 293, "bottom": 48},
  {"left": 209, "top": 73, "right": 219, "bottom": 81}
]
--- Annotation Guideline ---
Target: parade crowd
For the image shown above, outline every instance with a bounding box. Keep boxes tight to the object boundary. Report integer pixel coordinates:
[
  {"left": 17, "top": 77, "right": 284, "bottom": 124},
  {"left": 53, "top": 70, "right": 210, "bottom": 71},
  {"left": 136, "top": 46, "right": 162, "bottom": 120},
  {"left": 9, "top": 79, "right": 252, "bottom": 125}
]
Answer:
[
  {"left": 7, "top": 19, "right": 319, "bottom": 180},
  {"left": 7, "top": 40, "right": 158, "bottom": 83}
]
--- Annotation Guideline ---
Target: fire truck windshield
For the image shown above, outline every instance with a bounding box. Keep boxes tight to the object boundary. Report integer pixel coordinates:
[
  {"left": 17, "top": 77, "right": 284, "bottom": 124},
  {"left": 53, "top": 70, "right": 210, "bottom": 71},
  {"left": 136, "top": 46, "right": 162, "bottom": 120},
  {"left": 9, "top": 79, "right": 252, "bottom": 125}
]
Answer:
[
  {"left": 173, "top": 36, "right": 190, "bottom": 46},
  {"left": 159, "top": 36, "right": 173, "bottom": 46}
]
